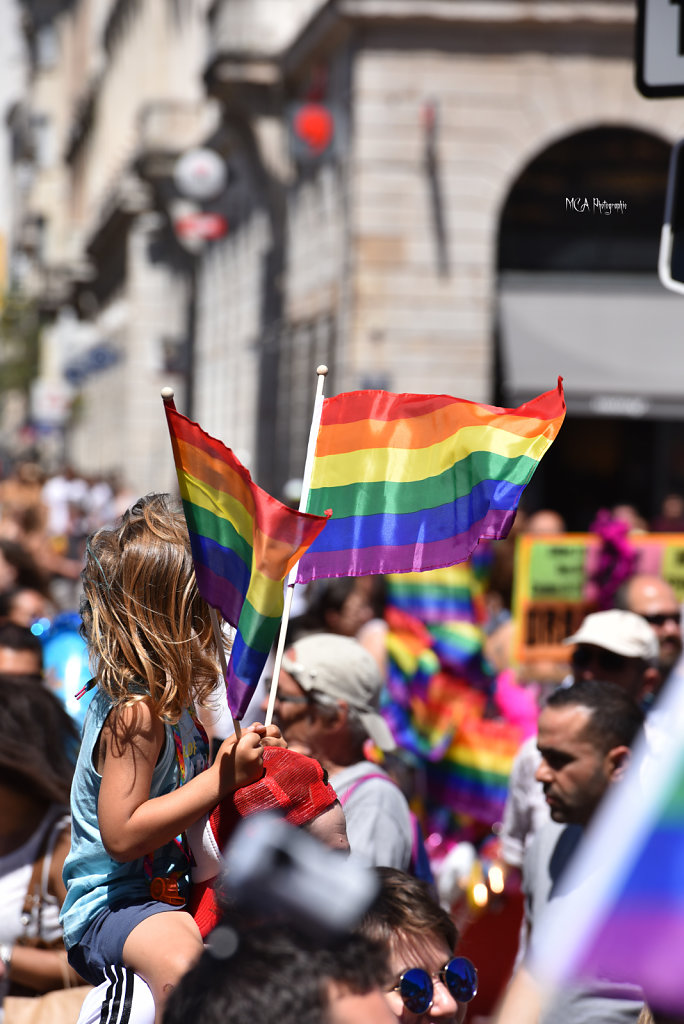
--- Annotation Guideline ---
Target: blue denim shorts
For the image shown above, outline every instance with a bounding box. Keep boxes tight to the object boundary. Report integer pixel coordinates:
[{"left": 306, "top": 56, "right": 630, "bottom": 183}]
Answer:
[{"left": 67, "top": 901, "right": 182, "bottom": 985}]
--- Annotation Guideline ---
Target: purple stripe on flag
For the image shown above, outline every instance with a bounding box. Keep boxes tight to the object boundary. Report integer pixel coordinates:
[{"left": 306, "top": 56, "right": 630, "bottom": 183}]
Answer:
[
  {"left": 576, "top": 907, "right": 684, "bottom": 1010},
  {"left": 296, "top": 508, "right": 514, "bottom": 583},
  {"left": 226, "top": 663, "right": 254, "bottom": 720},
  {"left": 194, "top": 562, "right": 244, "bottom": 625},
  {"left": 428, "top": 774, "right": 508, "bottom": 824}
]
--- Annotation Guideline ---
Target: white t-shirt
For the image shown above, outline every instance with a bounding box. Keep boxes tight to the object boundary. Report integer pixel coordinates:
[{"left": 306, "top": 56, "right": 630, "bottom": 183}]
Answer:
[
  {"left": 0, "top": 806, "right": 67, "bottom": 946},
  {"left": 334, "top": 761, "right": 413, "bottom": 870}
]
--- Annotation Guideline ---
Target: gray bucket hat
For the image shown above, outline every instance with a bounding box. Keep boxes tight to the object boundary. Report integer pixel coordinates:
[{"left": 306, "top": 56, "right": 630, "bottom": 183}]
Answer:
[{"left": 282, "top": 632, "right": 396, "bottom": 751}]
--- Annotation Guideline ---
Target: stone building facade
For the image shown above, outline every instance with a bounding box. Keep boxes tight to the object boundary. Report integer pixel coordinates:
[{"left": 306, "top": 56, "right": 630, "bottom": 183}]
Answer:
[
  {"left": 10, "top": 0, "right": 684, "bottom": 516},
  {"left": 12, "top": 0, "right": 216, "bottom": 491}
]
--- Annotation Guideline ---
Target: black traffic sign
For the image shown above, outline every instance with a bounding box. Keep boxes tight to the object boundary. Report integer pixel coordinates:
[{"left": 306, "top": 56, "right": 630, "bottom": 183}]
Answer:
[{"left": 637, "top": 0, "right": 684, "bottom": 97}]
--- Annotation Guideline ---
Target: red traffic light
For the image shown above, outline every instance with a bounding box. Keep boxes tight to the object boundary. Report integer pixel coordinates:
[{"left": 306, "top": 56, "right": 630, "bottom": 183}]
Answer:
[
  {"left": 174, "top": 212, "right": 228, "bottom": 242},
  {"left": 292, "top": 103, "right": 334, "bottom": 155}
]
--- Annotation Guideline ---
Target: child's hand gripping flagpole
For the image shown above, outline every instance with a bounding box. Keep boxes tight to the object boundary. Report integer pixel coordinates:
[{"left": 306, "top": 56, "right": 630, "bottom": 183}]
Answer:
[
  {"left": 161, "top": 387, "right": 243, "bottom": 740},
  {"left": 264, "top": 364, "right": 328, "bottom": 727}
]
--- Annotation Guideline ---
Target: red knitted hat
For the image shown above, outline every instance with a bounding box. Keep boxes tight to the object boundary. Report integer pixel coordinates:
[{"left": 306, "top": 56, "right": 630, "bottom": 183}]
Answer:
[{"left": 189, "top": 746, "right": 338, "bottom": 936}]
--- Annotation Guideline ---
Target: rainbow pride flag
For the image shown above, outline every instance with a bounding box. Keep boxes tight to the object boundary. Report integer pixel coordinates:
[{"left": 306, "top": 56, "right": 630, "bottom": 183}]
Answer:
[
  {"left": 295, "top": 379, "right": 565, "bottom": 584},
  {"left": 165, "top": 403, "right": 329, "bottom": 718},
  {"left": 386, "top": 566, "right": 485, "bottom": 624},
  {"left": 380, "top": 565, "right": 520, "bottom": 841},
  {"left": 530, "top": 663, "right": 684, "bottom": 1013}
]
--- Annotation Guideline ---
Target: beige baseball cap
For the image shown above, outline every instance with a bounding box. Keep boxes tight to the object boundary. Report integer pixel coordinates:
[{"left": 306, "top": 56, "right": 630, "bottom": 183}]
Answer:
[
  {"left": 282, "top": 632, "right": 396, "bottom": 751},
  {"left": 563, "top": 609, "right": 658, "bottom": 661}
]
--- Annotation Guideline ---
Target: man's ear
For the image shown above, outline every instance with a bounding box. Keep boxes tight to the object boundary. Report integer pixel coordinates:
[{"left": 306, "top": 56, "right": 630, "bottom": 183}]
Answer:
[
  {"left": 321, "top": 699, "right": 348, "bottom": 733},
  {"left": 607, "top": 744, "right": 631, "bottom": 781},
  {"left": 638, "top": 666, "right": 662, "bottom": 705}
]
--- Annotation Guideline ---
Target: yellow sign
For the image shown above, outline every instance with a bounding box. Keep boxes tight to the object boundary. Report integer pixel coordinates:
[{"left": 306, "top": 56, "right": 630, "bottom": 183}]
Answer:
[{"left": 513, "top": 533, "right": 684, "bottom": 671}]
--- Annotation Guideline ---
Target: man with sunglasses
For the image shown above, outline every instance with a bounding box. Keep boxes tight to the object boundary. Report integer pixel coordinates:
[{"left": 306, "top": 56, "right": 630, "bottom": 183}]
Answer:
[
  {"left": 563, "top": 609, "right": 660, "bottom": 704},
  {"left": 617, "top": 574, "right": 683, "bottom": 682},
  {"left": 359, "top": 868, "right": 478, "bottom": 1023}
]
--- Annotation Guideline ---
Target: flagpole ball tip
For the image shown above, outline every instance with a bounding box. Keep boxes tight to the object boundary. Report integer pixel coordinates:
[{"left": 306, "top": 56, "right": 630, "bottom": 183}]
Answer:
[
  {"left": 316, "top": 364, "right": 329, "bottom": 376},
  {"left": 161, "top": 387, "right": 175, "bottom": 401}
]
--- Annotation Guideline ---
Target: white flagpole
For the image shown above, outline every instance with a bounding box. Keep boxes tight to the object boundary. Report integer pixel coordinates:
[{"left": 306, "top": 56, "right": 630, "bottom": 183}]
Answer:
[
  {"left": 209, "top": 605, "right": 241, "bottom": 740},
  {"left": 264, "top": 364, "right": 328, "bottom": 727}
]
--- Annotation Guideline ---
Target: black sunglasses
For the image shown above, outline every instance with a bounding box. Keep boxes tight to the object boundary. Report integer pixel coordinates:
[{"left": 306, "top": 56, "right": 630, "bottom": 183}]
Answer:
[
  {"left": 274, "top": 693, "right": 311, "bottom": 705},
  {"left": 571, "top": 646, "right": 629, "bottom": 673},
  {"left": 392, "top": 957, "right": 478, "bottom": 1014},
  {"left": 642, "top": 611, "right": 681, "bottom": 627}
]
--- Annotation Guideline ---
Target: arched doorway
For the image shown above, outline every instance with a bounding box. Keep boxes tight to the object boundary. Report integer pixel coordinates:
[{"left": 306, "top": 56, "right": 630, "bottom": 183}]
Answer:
[{"left": 496, "top": 126, "right": 682, "bottom": 529}]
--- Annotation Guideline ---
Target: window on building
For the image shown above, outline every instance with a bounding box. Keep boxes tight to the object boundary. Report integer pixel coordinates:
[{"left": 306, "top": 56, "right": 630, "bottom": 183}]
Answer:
[
  {"left": 275, "top": 315, "right": 335, "bottom": 493},
  {"left": 35, "top": 24, "right": 58, "bottom": 68},
  {"left": 31, "top": 114, "right": 56, "bottom": 168}
]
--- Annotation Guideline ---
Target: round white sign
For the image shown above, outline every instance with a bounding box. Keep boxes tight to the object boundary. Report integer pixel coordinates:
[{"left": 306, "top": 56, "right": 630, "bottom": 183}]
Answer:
[{"left": 173, "top": 148, "right": 227, "bottom": 201}]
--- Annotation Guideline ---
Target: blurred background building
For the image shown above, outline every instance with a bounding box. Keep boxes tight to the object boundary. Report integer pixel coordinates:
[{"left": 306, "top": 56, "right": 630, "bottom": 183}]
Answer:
[{"left": 3, "top": 0, "right": 684, "bottom": 523}]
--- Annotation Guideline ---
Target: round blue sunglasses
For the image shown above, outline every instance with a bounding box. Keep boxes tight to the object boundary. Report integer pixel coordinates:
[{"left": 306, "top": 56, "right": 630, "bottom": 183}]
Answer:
[{"left": 393, "top": 956, "right": 478, "bottom": 1014}]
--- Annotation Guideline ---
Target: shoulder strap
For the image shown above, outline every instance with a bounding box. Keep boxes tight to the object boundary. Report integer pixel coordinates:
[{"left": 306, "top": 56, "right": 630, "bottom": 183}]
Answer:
[
  {"left": 22, "top": 809, "right": 70, "bottom": 926},
  {"left": 338, "top": 772, "right": 398, "bottom": 808},
  {"left": 338, "top": 772, "right": 435, "bottom": 883},
  {"left": 45, "top": 813, "right": 71, "bottom": 903}
]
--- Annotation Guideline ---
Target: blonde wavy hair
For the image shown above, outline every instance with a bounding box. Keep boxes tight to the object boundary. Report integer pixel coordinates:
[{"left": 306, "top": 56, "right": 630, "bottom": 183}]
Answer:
[{"left": 80, "top": 492, "right": 224, "bottom": 723}]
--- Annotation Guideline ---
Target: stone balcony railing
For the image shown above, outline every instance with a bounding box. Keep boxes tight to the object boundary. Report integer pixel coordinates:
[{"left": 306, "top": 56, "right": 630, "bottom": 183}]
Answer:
[{"left": 208, "top": 0, "right": 325, "bottom": 60}]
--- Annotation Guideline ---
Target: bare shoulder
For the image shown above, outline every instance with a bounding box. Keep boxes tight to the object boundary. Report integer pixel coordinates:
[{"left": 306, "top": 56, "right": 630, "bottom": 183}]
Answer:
[{"left": 102, "top": 698, "right": 165, "bottom": 760}]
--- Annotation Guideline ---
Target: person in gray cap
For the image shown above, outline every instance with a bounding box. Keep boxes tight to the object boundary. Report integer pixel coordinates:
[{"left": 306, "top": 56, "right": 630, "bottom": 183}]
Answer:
[{"left": 265, "top": 632, "right": 413, "bottom": 871}]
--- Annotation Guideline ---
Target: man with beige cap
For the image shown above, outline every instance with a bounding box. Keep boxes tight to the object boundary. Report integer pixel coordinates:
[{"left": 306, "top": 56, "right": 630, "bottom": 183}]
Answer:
[
  {"left": 266, "top": 632, "right": 413, "bottom": 870},
  {"left": 562, "top": 608, "right": 660, "bottom": 703}
]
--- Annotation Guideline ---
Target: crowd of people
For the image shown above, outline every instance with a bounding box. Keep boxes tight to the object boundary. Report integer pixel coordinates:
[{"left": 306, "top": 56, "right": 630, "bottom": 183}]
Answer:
[{"left": 0, "top": 461, "right": 683, "bottom": 1024}]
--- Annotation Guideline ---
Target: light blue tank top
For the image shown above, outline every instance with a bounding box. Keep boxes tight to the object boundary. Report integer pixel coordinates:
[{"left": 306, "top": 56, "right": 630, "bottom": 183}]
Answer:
[{"left": 60, "top": 687, "right": 208, "bottom": 950}]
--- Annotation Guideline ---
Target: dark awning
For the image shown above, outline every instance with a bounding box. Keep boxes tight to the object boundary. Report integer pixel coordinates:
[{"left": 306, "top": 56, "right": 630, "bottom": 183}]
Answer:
[{"left": 498, "top": 272, "right": 684, "bottom": 419}]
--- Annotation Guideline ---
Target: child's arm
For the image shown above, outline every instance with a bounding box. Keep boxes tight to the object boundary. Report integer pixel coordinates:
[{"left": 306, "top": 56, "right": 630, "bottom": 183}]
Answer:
[{"left": 98, "top": 701, "right": 267, "bottom": 862}]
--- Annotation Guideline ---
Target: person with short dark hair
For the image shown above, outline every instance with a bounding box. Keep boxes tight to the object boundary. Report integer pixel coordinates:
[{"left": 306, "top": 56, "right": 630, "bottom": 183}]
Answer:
[
  {"left": 0, "top": 585, "right": 51, "bottom": 630},
  {"left": 0, "top": 537, "right": 48, "bottom": 595},
  {"left": 500, "top": 610, "right": 658, "bottom": 873},
  {"left": 540, "top": 679, "right": 645, "bottom": 826},
  {"left": 499, "top": 680, "right": 645, "bottom": 1024},
  {"left": 162, "top": 916, "right": 395, "bottom": 1024},
  {"left": 360, "top": 868, "right": 457, "bottom": 952},
  {"left": 288, "top": 577, "right": 376, "bottom": 642},
  {"left": 0, "top": 621, "right": 43, "bottom": 678},
  {"left": 359, "top": 869, "right": 478, "bottom": 1023}
]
